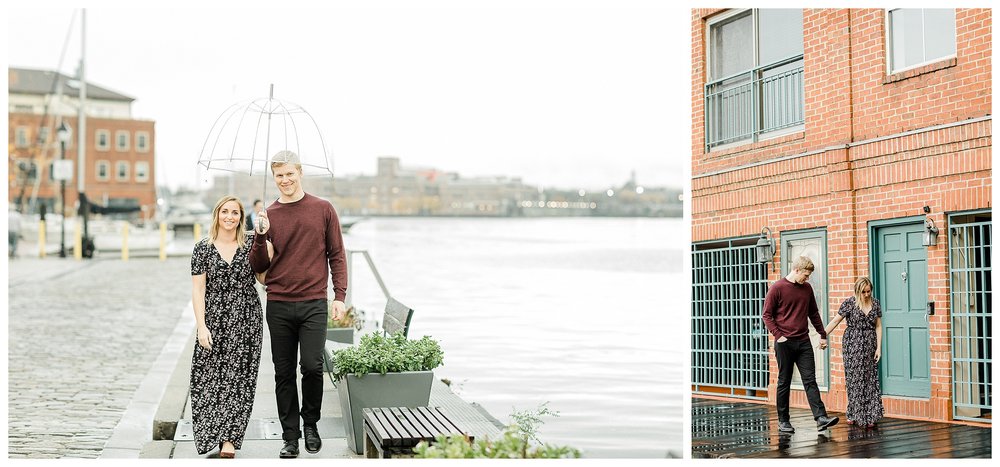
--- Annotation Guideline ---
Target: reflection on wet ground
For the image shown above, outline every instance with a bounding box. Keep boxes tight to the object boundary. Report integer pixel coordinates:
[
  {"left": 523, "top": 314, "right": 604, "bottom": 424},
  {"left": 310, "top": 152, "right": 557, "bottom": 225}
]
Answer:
[{"left": 692, "top": 397, "right": 991, "bottom": 458}]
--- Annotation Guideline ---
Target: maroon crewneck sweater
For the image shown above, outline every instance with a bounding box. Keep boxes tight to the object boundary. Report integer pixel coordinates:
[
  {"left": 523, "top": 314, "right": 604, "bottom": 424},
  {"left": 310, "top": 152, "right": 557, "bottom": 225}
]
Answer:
[
  {"left": 249, "top": 193, "right": 347, "bottom": 302},
  {"left": 761, "top": 277, "right": 827, "bottom": 341}
]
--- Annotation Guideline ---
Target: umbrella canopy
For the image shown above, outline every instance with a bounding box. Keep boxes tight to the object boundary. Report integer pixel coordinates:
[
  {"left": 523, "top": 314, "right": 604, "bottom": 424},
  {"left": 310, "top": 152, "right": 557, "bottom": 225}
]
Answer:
[{"left": 196, "top": 85, "right": 335, "bottom": 199}]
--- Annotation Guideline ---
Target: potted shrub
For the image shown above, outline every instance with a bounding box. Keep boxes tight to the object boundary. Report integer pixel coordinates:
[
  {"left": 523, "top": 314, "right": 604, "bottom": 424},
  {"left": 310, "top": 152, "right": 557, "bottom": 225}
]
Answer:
[
  {"left": 327, "top": 304, "right": 358, "bottom": 344},
  {"left": 331, "top": 332, "right": 444, "bottom": 454}
]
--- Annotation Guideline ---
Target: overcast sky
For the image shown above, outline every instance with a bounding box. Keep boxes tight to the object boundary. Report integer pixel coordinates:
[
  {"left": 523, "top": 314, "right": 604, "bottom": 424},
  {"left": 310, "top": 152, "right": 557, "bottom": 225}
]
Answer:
[{"left": 8, "top": 1, "right": 690, "bottom": 191}]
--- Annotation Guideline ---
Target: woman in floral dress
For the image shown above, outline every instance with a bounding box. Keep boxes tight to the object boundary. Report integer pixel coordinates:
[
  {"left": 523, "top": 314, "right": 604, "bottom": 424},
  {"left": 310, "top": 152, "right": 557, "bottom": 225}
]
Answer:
[
  {"left": 190, "top": 195, "right": 271, "bottom": 457},
  {"left": 825, "top": 277, "right": 884, "bottom": 428}
]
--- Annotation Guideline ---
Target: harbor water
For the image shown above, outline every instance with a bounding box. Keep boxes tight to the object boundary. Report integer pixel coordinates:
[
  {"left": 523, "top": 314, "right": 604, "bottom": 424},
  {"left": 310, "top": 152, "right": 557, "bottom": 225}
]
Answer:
[{"left": 342, "top": 217, "right": 682, "bottom": 458}]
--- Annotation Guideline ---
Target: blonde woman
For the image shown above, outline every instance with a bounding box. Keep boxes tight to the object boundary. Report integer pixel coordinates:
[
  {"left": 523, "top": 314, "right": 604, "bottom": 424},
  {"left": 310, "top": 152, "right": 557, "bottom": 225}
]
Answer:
[
  {"left": 189, "top": 195, "right": 271, "bottom": 458},
  {"left": 825, "top": 277, "right": 884, "bottom": 428}
]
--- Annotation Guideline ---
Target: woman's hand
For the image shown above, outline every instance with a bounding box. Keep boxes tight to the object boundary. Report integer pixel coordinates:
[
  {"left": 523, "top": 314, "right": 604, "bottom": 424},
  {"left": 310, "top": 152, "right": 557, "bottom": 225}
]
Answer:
[
  {"left": 874, "top": 348, "right": 881, "bottom": 363},
  {"left": 197, "top": 325, "right": 213, "bottom": 351}
]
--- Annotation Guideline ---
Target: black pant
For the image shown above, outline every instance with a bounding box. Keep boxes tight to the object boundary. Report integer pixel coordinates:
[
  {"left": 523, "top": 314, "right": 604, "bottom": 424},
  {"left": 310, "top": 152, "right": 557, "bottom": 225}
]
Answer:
[
  {"left": 775, "top": 338, "right": 828, "bottom": 422},
  {"left": 266, "top": 299, "right": 328, "bottom": 441}
]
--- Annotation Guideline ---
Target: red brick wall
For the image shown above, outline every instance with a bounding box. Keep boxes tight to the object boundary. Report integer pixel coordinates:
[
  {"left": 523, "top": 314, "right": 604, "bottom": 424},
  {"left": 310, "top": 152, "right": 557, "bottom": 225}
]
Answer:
[
  {"left": 8, "top": 114, "right": 157, "bottom": 219},
  {"left": 691, "top": 8, "right": 992, "bottom": 423}
]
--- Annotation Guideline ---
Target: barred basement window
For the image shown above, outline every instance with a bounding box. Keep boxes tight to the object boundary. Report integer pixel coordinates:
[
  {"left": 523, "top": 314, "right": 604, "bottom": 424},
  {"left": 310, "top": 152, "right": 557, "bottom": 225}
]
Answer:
[
  {"left": 949, "top": 211, "right": 992, "bottom": 423},
  {"left": 692, "top": 237, "right": 770, "bottom": 400}
]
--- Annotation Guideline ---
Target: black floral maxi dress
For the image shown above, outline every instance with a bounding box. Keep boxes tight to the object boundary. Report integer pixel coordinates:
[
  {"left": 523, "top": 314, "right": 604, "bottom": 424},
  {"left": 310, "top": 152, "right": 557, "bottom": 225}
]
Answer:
[
  {"left": 189, "top": 233, "right": 263, "bottom": 454},
  {"left": 838, "top": 296, "right": 884, "bottom": 426}
]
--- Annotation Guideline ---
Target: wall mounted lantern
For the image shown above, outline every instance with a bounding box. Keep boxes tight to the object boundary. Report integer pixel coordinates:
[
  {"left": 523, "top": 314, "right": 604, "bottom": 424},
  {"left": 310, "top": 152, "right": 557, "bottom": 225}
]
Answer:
[
  {"left": 922, "top": 206, "right": 939, "bottom": 247},
  {"left": 755, "top": 227, "right": 776, "bottom": 268}
]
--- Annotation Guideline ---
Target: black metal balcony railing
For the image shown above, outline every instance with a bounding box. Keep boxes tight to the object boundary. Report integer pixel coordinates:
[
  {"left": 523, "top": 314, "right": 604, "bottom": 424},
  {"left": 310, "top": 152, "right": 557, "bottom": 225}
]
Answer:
[{"left": 705, "top": 55, "right": 805, "bottom": 151}]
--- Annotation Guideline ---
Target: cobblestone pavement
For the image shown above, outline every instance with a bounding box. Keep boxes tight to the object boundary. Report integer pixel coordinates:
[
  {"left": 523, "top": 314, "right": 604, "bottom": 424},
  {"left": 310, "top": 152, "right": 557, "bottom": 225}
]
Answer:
[{"left": 7, "top": 257, "right": 192, "bottom": 458}]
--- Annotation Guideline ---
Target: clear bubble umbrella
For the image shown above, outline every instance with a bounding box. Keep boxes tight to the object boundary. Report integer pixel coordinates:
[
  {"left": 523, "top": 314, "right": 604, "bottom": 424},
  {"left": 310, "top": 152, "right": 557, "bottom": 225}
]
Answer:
[{"left": 196, "top": 84, "right": 334, "bottom": 201}]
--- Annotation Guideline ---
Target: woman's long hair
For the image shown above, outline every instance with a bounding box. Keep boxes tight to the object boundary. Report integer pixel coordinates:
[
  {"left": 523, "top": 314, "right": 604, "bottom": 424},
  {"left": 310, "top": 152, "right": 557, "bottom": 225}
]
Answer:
[
  {"left": 209, "top": 195, "right": 247, "bottom": 246},
  {"left": 853, "top": 276, "right": 874, "bottom": 308}
]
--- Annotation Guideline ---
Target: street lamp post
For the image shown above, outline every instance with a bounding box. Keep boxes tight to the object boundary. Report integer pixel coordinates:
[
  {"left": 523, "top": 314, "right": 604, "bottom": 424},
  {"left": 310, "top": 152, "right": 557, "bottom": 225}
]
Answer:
[{"left": 56, "top": 122, "right": 72, "bottom": 258}]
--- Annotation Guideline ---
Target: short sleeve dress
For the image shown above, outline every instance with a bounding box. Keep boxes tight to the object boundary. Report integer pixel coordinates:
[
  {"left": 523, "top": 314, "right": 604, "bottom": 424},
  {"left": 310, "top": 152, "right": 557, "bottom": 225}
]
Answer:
[
  {"left": 189, "top": 233, "right": 263, "bottom": 454},
  {"left": 837, "top": 296, "right": 884, "bottom": 426}
]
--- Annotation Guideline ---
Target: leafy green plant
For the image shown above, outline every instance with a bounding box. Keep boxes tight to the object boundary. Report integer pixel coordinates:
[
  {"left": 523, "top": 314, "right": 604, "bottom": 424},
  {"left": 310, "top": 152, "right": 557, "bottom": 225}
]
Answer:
[
  {"left": 330, "top": 332, "right": 443, "bottom": 382},
  {"left": 413, "top": 403, "right": 580, "bottom": 459},
  {"left": 328, "top": 304, "right": 357, "bottom": 329}
]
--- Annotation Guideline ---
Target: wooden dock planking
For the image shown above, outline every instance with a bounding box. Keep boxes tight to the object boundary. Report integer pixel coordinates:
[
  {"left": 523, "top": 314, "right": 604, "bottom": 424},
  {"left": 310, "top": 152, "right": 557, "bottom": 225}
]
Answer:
[{"left": 692, "top": 397, "right": 991, "bottom": 459}]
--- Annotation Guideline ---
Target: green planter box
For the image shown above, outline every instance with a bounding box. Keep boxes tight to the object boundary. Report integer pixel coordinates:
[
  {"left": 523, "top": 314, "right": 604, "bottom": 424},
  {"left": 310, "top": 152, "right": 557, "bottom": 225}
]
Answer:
[
  {"left": 326, "top": 327, "right": 354, "bottom": 344},
  {"left": 337, "top": 370, "right": 434, "bottom": 454}
]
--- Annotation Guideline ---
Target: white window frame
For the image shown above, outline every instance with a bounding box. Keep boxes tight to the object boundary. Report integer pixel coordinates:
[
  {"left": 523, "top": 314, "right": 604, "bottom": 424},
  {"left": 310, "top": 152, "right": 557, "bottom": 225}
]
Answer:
[
  {"left": 704, "top": 8, "right": 805, "bottom": 150},
  {"left": 134, "top": 161, "right": 150, "bottom": 183},
  {"left": 116, "top": 161, "right": 130, "bottom": 181},
  {"left": 96, "top": 130, "right": 111, "bottom": 151},
  {"left": 15, "top": 127, "right": 30, "bottom": 148},
  {"left": 38, "top": 127, "right": 51, "bottom": 145},
  {"left": 135, "top": 131, "right": 150, "bottom": 153},
  {"left": 885, "top": 8, "right": 958, "bottom": 75},
  {"left": 96, "top": 160, "right": 111, "bottom": 181},
  {"left": 115, "top": 130, "right": 130, "bottom": 152}
]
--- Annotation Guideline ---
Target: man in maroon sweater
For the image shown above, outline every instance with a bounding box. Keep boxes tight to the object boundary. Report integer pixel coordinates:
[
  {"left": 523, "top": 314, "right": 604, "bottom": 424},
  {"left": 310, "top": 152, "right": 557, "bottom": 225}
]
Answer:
[
  {"left": 762, "top": 255, "right": 839, "bottom": 434},
  {"left": 250, "top": 150, "right": 348, "bottom": 458}
]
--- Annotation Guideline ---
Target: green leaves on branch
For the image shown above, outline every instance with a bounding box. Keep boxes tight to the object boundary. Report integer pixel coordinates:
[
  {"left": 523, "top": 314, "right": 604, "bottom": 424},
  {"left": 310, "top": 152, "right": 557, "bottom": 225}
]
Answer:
[
  {"left": 330, "top": 332, "right": 444, "bottom": 382},
  {"left": 413, "top": 403, "right": 581, "bottom": 459}
]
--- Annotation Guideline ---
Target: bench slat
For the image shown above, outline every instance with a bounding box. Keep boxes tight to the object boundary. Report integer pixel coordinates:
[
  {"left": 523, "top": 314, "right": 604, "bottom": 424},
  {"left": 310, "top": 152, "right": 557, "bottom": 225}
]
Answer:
[
  {"left": 423, "top": 407, "right": 465, "bottom": 437},
  {"left": 368, "top": 408, "right": 403, "bottom": 445},
  {"left": 413, "top": 406, "right": 453, "bottom": 435},
  {"left": 395, "top": 407, "right": 437, "bottom": 440},
  {"left": 381, "top": 407, "right": 419, "bottom": 446}
]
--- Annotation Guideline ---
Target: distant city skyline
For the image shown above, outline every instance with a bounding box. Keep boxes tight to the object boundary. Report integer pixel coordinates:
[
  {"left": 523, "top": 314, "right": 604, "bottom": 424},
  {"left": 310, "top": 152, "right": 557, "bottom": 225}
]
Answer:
[{"left": 7, "top": 3, "right": 689, "bottom": 192}]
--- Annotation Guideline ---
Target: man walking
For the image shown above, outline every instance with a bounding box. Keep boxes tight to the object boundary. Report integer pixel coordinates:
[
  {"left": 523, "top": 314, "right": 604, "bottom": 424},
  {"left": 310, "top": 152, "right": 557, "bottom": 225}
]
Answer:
[
  {"left": 761, "top": 255, "right": 839, "bottom": 433},
  {"left": 250, "top": 150, "right": 348, "bottom": 458},
  {"left": 245, "top": 199, "right": 263, "bottom": 231}
]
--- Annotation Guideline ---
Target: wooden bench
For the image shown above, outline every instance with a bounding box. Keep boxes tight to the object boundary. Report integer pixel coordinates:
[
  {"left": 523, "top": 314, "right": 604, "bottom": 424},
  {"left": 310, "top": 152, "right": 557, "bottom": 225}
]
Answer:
[
  {"left": 362, "top": 407, "right": 473, "bottom": 458},
  {"left": 324, "top": 297, "right": 415, "bottom": 385}
]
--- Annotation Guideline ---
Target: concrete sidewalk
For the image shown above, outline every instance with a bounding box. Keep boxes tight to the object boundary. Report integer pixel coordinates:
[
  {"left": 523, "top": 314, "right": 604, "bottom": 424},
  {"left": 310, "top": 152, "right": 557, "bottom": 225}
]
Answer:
[
  {"left": 139, "top": 310, "right": 361, "bottom": 459},
  {"left": 139, "top": 310, "right": 504, "bottom": 459}
]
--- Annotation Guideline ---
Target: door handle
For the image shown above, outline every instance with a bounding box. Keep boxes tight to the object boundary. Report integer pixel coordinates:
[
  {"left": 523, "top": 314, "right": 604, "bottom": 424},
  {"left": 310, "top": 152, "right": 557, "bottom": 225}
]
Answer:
[{"left": 901, "top": 271, "right": 908, "bottom": 282}]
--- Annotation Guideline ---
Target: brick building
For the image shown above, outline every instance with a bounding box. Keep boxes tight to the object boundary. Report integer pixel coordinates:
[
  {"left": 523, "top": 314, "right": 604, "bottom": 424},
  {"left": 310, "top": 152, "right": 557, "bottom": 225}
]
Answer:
[
  {"left": 8, "top": 67, "right": 157, "bottom": 221},
  {"left": 690, "top": 9, "right": 991, "bottom": 424}
]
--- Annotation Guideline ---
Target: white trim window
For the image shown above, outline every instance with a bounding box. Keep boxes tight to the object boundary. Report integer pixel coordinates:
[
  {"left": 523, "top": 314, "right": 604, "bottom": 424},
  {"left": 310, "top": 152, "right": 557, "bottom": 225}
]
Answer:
[
  {"left": 115, "top": 130, "right": 131, "bottom": 152},
  {"left": 135, "top": 161, "right": 150, "bottom": 183},
  {"left": 15, "top": 127, "right": 29, "bottom": 148},
  {"left": 38, "top": 127, "right": 51, "bottom": 145},
  {"left": 116, "top": 161, "right": 130, "bottom": 181},
  {"left": 96, "top": 160, "right": 111, "bottom": 181},
  {"left": 96, "top": 130, "right": 111, "bottom": 151},
  {"left": 135, "top": 131, "right": 150, "bottom": 153},
  {"left": 887, "top": 9, "right": 957, "bottom": 74},
  {"left": 705, "top": 9, "right": 805, "bottom": 150}
]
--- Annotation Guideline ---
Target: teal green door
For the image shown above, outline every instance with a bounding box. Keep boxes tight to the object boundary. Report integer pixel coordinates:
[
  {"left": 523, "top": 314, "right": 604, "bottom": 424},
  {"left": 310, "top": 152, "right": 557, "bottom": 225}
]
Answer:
[{"left": 876, "top": 223, "right": 931, "bottom": 397}]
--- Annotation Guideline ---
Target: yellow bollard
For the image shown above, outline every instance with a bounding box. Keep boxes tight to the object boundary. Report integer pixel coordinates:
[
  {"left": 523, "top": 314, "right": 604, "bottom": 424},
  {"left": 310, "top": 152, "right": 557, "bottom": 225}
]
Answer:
[
  {"left": 193, "top": 223, "right": 202, "bottom": 242},
  {"left": 74, "top": 220, "right": 82, "bottom": 260},
  {"left": 38, "top": 220, "right": 46, "bottom": 259},
  {"left": 121, "top": 221, "right": 129, "bottom": 261},
  {"left": 159, "top": 222, "right": 167, "bottom": 261}
]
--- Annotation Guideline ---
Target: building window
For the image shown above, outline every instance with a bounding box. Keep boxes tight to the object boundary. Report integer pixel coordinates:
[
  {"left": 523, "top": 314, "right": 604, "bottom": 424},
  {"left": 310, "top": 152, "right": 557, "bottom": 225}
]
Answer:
[
  {"left": 15, "top": 159, "right": 37, "bottom": 181},
  {"left": 781, "top": 229, "right": 829, "bottom": 391},
  {"left": 38, "top": 127, "right": 50, "bottom": 145},
  {"left": 135, "top": 161, "right": 150, "bottom": 183},
  {"left": 705, "top": 9, "right": 804, "bottom": 151},
  {"left": 15, "top": 127, "right": 30, "bottom": 148},
  {"left": 96, "top": 160, "right": 111, "bottom": 181},
  {"left": 135, "top": 131, "right": 150, "bottom": 153},
  {"left": 116, "top": 161, "right": 130, "bottom": 181},
  {"left": 692, "top": 237, "right": 771, "bottom": 400},
  {"left": 887, "top": 9, "right": 956, "bottom": 73},
  {"left": 96, "top": 130, "right": 111, "bottom": 151},
  {"left": 115, "top": 130, "right": 130, "bottom": 151}
]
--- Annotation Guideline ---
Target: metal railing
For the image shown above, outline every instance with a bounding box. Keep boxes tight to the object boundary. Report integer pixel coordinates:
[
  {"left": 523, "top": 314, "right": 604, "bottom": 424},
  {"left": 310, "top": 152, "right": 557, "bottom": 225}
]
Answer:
[
  {"left": 705, "top": 55, "right": 805, "bottom": 151},
  {"left": 949, "top": 217, "right": 992, "bottom": 423}
]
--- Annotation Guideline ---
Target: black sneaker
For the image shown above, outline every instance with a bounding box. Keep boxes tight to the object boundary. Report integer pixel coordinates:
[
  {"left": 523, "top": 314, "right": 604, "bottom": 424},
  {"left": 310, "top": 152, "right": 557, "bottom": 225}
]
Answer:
[
  {"left": 279, "top": 439, "right": 299, "bottom": 458},
  {"left": 816, "top": 416, "right": 840, "bottom": 431},
  {"left": 304, "top": 425, "right": 322, "bottom": 454},
  {"left": 778, "top": 421, "right": 795, "bottom": 433}
]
